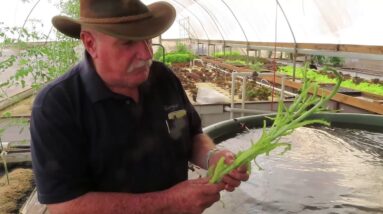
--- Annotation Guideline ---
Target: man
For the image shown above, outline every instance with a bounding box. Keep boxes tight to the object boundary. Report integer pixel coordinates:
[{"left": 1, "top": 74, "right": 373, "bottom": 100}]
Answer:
[{"left": 30, "top": 0, "right": 249, "bottom": 213}]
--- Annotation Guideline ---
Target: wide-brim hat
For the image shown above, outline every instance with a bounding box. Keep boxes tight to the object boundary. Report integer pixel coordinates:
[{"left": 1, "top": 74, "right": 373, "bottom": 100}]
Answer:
[{"left": 52, "top": 0, "right": 176, "bottom": 41}]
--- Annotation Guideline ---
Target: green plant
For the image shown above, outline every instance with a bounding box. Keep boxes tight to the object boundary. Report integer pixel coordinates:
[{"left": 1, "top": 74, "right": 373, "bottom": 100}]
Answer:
[
  {"left": 159, "top": 42, "right": 196, "bottom": 64},
  {"left": 245, "top": 89, "right": 257, "bottom": 100},
  {"left": 166, "top": 53, "right": 189, "bottom": 63},
  {"left": 329, "top": 57, "right": 344, "bottom": 67},
  {"left": 165, "top": 53, "right": 194, "bottom": 64},
  {"left": 280, "top": 65, "right": 383, "bottom": 96},
  {"left": 57, "top": 0, "right": 80, "bottom": 17},
  {"left": 173, "top": 42, "right": 190, "bottom": 54},
  {"left": 225, "top": 59, "right": 246, "bottom": 66},
  {"left": 0, "top": 3, "right": 80, "bottom": 91},
  {"left": 213, "top": 51, "right": 241, "bottom": 58},
  {"left": 208, "top": 65, "right": 342, "bottom": 183},
  {"left": 312, "top": 55, "right": 326, "bottom": 65},
  {"left": 254, "top": 86, "right": 271, "bottom": 100},
  {"left": 311, "top": 55, "right": 343, "bottom": 67},
  {"left": 249, "top": 61, "right": 264, "bottom": 72}
]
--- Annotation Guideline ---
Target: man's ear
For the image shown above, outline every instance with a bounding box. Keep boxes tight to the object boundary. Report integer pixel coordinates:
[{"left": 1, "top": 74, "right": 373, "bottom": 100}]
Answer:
[{"left": 80, "top": 31, "right": 97, "bottom": 58}]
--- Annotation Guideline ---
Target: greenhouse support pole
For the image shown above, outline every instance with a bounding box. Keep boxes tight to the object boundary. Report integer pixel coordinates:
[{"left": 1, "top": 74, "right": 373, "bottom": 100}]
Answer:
[
  {"left": 172, "top": 0, "right": 210, "bottom": 41},
  {"left": 230, "top": 72, "right": 236, "bottom": 119},
  {"left": 194, "top": 0, "right": 226, "bottom": 56},
  {"left": 227, "top": 71, "right": 294, "bottom": 118},
  {"left": 246, "top": 44, "right": 250, "bottom": 64},
  {"left": 281, "top": 74, "right": 286, "bottom": 99},
  {"left": 276, "top": 0, "right": 297, "bottom": 81},
  {"left": 18, "top": 0, "right": 41, "bottom": 41},
  {"left": 224, "top": 107, "right": 272, "bottom": 115},
  {"left": 241, "top": 77, "right": 247, "bottom": 117},
  {"left": 221, "top": 0, "right": 249, "bottom": 57},
  {"left": 152, "top": 43, "right": 166, "bottom": 63},
  {"left": 208, "top": 44, "right": 216, "bottom": 56},
  {"left": 293, "top": 46, "right": 297, "bottom": 81}
]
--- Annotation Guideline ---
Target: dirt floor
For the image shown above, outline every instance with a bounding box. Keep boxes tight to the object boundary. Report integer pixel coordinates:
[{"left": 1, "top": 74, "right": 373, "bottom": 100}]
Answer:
[{"left": 0, "top": 168, "right": 34, "bottom": 214}]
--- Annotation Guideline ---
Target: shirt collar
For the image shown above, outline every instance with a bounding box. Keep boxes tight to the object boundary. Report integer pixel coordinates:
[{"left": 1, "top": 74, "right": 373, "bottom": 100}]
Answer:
[{"left": 79, "top": 52, "right": 115, "bottom": 103}]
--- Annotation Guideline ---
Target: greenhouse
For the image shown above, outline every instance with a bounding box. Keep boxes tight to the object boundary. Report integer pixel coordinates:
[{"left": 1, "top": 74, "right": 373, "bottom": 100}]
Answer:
[{"left": 0, "top": 0, "right": 382, "bottom": 213}]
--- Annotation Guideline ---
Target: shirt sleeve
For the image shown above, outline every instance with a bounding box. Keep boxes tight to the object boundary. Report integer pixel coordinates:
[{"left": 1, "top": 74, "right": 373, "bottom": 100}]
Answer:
[{"left": 30, "top": 85, "right": 90, "bottom": 204}]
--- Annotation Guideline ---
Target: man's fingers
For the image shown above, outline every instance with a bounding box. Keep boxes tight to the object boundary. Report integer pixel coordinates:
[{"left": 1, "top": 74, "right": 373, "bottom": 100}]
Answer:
[
  {"left": 200, "top": 180, "right": 225, "bottom": 194},
  {"left": 222, "top": 151, "right": 235, "bottom": 165},
  {"left": 237, "top": 164, "right": 249, "bottom": 173},
  {"left": 193, "top": 177, "right": 210, "bottom": 184},
  {"left": 219, "top": 151, "right": 249, "bottom": 175},
  {"left": 224, "top": 184, "right": 235, "bottom": 192},
  {"left": 230, "top": 169, "right": 250, "bottom": 181},
  {"left": 216, "top": 181, "right": 226, "bottom": 192},
  {"left": 222, "top": 174, "right": 241, "bottom": 188}
]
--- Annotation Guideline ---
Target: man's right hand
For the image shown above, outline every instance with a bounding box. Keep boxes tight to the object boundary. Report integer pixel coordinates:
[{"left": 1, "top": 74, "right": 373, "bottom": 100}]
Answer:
[
  {"left": 45, "top": 177, "right": 225, "bottom": 214},
  {"left": 165, "top": 178, "right": 225, "bottom": 214}
]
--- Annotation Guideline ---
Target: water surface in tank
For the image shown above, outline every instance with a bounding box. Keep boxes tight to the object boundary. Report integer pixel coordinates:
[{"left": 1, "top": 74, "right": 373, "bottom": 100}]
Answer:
[{"left": 204, "top": 126, "right": 383, "bottom": 214}]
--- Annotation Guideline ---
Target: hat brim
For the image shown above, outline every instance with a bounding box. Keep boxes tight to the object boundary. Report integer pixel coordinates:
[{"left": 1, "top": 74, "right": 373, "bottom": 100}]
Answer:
[{"left": 52, "top": 1, "right": 176, "bottom": 40}]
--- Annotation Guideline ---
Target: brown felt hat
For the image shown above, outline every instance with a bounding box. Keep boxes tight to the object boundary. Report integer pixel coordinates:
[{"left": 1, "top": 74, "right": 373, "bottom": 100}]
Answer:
[{"left": 52, "top": 0, "right": 176, "bottom": 41}]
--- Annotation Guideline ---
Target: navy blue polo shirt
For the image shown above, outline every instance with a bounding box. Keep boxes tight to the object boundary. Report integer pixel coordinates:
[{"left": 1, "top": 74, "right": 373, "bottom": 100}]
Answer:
[{"left": 30, "top": 54, "right": 202, "bottom": 204}]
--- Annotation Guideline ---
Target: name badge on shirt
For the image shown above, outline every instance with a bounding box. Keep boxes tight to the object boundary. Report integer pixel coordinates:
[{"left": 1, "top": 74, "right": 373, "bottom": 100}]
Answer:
[
  {"left": 168, "top": 109, "right": 186, "bottom": 120},
  {"left": 165, "top": 109, "right": 187, "bottom": 139}
]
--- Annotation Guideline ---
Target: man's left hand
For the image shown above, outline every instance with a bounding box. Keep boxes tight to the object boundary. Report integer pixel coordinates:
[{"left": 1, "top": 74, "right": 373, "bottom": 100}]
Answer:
[{"left": 208, "top": 149, "right": 250, "bottom": 192}]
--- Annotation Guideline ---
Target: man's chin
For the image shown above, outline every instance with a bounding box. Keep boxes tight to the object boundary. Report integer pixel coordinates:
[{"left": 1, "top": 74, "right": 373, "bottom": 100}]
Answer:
[{"left": 127, "top": 72, "right": 150, "bottom": 87}]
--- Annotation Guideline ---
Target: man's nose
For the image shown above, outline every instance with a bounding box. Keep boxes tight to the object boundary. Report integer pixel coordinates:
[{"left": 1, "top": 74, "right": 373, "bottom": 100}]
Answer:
[{"left": 137, "top": 40, "right": 153, "bottom": 60}]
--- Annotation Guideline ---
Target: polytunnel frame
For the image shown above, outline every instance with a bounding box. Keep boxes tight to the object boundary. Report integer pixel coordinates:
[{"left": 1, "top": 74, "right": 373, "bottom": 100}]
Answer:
[
  {"left": 220, "top": 0, "right": 299, "bottom": 77},
  {"left": 14, "top": 1, "right": 383, "bottom": 69},
  {"left": 193, "top": 0, "right": 226, "bottom": 56},
  {"left": 169, "top": 0, "right": 299, "bottom": 77},
  {"left": 276, "top": 0, "right": 298, "bottom": 80},
  {"left": 171, "top": 0, "right": 241, "bottom": 57},
  {"left": 161, "top": 1, "right": 383, "bottom": 73},
  {"left": 171, "top": 0, "right": 211, "bottom": 53},
  {"left": 167, "top": 0, "right": 235, "bottom": 56},
  {"left": 221, "top": 0, "right": 250, "bottom": 62},
  {"left": 17, "top": 0, "right": 41, "bottom": 41},
  {"left": 177, "top": 16, "right": 199, "bottom": 40}
]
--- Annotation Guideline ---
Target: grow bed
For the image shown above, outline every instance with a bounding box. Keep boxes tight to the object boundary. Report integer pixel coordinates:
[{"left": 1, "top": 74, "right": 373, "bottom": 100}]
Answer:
[
  {"left": 320, "top": 83, "right": 362, "bottom": 96},
  {"left": 280, "top": 65, "right": 383, "bottom": 96},
  {"left": 0, "top": 166, "right": 34, "bottom": 214},
  {"left": 170, "top": 61, "right": 281, "bottom": 104},
  {"left": 262, "top": 75, "right": 383, "bottom": 114}
]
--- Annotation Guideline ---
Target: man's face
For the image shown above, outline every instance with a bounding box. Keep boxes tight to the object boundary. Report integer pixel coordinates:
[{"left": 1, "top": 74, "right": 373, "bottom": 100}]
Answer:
[{"left": 91, "top": 33, "right": 153, "bottom": 89}]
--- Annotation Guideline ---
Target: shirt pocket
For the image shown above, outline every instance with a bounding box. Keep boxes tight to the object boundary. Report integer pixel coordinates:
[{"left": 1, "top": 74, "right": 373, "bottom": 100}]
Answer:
[{"left": 165, "top": 109, "right": 188, "bottom": 140}]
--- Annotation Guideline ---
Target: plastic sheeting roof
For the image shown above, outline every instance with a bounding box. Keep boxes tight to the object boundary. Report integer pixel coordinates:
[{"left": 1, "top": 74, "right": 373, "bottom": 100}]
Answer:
[
  {"left": 143, "top": 0, "right": 383, "bottom": 46},
  {"left": 1, "top": 0, "right": 382, "bottom": 46},
  {"left": 0, "top": 0, "right": 60, "bottom": 41}
]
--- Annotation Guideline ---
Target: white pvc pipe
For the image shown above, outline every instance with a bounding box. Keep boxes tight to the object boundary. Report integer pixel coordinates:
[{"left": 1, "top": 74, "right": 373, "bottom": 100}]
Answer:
[
  {"left": 241, "top": 77, "right": 247, "bottom": 117},
  {"left": 224, "top": 106, "right": 273, "bottom": 114},
  {"left": 230, "top": 72, "right": 236, "bottom": 119}
]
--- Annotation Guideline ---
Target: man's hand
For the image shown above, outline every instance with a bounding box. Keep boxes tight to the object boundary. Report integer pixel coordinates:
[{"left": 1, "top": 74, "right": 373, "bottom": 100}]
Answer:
[
  {"left": 46, "top": 178, "right": 225, "bottom": 214},
  {"left": 165, "top": 178, "right": 225, "bottom": 214},
  {"left": 208, "top": 149, "right": 249, "bottom": 192}
]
